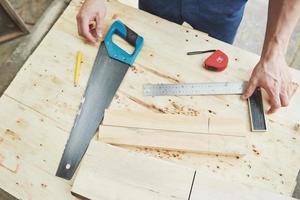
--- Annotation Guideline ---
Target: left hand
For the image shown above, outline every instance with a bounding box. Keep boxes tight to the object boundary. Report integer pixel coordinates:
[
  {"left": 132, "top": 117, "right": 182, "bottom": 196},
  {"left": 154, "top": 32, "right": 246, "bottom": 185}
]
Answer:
[
  {"left": 76, "top": 0, "right": 107, "bottom": 43},
  {"left": 241, "top": 49, "right": 292, "bottom": 114}
]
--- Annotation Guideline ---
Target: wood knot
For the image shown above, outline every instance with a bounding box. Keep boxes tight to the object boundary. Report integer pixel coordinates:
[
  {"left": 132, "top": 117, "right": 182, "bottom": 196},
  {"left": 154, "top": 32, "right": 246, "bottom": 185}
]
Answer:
[{"left": 294, "top": 123, "right": 300, "bottom": 133}]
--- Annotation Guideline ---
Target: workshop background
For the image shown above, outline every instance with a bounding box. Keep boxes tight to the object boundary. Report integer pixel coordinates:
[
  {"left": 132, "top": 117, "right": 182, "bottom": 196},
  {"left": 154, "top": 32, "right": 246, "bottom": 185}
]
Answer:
[{"left": 0, "top": 0, "right": 300, "bottom": 199}]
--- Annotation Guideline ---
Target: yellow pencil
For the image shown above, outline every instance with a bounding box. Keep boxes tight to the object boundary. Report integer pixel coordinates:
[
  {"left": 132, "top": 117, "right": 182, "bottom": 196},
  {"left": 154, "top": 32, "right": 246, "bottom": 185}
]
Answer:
[{"left": 74, "top": 51, "right": 83, "bottom": 87}]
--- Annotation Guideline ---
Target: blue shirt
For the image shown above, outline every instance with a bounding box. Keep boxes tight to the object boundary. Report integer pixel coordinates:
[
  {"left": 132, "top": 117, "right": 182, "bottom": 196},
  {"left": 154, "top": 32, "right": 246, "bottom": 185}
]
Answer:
[{"left": 139, "top": 0, "right": 247, "bottom": 44}]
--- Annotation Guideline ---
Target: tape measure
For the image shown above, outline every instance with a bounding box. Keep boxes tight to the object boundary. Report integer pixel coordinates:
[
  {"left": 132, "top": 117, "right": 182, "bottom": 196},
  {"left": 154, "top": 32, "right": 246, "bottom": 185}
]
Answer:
[
  {"left": 143, "top": 82, "right": 247, "bottom": 96},
  {"left": 187, "top": 49, "right": 228, "bottom": 72}
]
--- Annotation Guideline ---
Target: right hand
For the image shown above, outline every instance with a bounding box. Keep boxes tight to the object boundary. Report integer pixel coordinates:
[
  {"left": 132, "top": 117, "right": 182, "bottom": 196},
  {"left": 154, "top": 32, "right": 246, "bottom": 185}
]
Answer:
[{"left": 76, "top": 0, "right": 106, "bottom": 43}]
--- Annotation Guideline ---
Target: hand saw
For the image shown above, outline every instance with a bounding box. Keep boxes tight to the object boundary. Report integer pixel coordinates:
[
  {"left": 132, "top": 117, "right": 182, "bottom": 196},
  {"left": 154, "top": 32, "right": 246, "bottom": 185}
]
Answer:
[{"left": 56, "top": 20, "right": 144, "bottom": 180}]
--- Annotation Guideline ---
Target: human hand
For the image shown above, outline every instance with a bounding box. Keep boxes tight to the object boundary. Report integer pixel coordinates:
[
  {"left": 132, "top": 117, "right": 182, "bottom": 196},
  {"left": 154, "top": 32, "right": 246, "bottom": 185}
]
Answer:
[
  {"left": 241, "top": 49, "right": 292, "bottom": 114},
  {"left": 76, "top": 0, "right": 106, "bottom": 43}
]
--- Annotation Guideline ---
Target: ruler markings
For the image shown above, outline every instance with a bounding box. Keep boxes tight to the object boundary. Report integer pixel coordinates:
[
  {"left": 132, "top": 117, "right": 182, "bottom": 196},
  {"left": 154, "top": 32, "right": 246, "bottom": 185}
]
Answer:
[{"left": 143, "top": 82, "right": 247, "bottom": 96}]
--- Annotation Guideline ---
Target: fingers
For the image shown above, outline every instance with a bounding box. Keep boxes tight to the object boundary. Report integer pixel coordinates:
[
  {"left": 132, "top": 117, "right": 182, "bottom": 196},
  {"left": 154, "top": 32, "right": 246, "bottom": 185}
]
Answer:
[
  {"left": 77, "top": 15, "right": 83, "bottom": 36},
  {"left": 267, "top": 83, "right": 290, "bottom": 113},
  {"left": 82, "top": 17, "right": 96, "bottom": 42},
  {"left": 243, "top": 75, "right": 290, "bottom": 114},
  {"left": 279, "top": 88, "right": 290, "bottom": 107},
  {"left": 280, "top": 93, "right": 289, "bottom": 107},
  {"left": 242, "top": 80, "right": 280, "bottom": 114},
  {"left": 266, "top": 87, "right": 281, "bottom": 114},
  {"left": 77, "top": 14, "right": 96, "bottom": 43},
  {"left": 241, "top": 80, "right": 257, "bottom": 100},
  {"left": 95, "top": 14, "right": 103, "bottom": 38},
  {"left": 76, "top": 0, "right": 106, "bottom": 43}
]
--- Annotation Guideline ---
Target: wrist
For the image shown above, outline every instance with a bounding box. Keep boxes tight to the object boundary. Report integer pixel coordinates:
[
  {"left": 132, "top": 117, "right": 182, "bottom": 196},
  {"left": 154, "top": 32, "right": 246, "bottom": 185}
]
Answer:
[{"left": 261, "top": 37, "right": 286, "bottom": 63}]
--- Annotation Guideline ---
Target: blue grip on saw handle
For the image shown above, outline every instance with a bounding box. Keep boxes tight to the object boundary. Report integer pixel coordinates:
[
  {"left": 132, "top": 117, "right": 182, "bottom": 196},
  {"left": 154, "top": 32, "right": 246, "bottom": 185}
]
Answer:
[{"left": 105, "top": 20, "right": 144, "bottom": 65}]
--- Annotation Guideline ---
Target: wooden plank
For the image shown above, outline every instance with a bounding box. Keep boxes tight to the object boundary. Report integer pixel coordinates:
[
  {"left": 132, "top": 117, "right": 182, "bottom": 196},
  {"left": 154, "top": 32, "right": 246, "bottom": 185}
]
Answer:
[
  {"left": 208, "top": 116, "right": 249, "bottom": 136},
  {"left": 118, "top": 0, "right": 138, "bottom": 8},
  {"left": 190, "top": 171, "right": 295, "bottom": 200},
  {"left": 103, "top": 109, "right": 208, "bottom": 134},
  {"left": 99, "top": 125, "right": 247, "bottom": 156},
  {"left": 0, "top": 31, "right": 23, "bottom": 43},
  {"left": 0, "top": 95, "right": 75, "bottom": 199},
  {"left": 8, "top": 0, "right": 54, "bottom": 25},
  {"left": 0, "top": 0, "right": 300, "bottom": 197},
  {"left": 103, "top": 110, "right": 247, "bottom": 137},
  {"left": 3, "top": 26, "right": 97, "bottom": 131},
  {"left": 71, "top": 141, "right": 195, "bottom": 200},
  {"left": 101, "top": 1, "right": 300, "bottom": 195},
  {"left": 72, "top": 141, "right": 292, "bottom": 200},
  {"left": 0, "top": 0, "right": 28, "bottom": 42},
  {"left": 0, "top": 0, "right": 28, "bottom": 32}
]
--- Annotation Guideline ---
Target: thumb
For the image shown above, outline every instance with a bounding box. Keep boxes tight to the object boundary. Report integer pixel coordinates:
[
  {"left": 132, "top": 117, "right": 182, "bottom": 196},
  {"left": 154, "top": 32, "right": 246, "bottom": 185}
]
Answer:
[{"left": 241, "top": 81, "right": 257, "bottom": 100}]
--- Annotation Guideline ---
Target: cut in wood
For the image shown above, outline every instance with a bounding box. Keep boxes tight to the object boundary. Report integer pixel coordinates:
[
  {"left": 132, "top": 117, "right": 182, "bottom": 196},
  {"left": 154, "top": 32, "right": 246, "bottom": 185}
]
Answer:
[
  {"left": 71, "top": 141, "right": 195, "bottom": 200},
  {"left": 190, "top": 171, "right": 296, "bottom": 200},
  {"left": 103, "top": 109, "right": 248, "bottom": 137},
  {"left": 99, "top": 125, "right": 247, "bottom": 156}
]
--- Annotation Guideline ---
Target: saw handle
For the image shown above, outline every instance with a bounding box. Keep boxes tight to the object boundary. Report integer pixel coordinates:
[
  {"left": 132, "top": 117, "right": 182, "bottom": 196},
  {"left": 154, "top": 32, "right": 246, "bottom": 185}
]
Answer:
[{"left": 105, "top": 20, "right": 144, "bottom": 65}]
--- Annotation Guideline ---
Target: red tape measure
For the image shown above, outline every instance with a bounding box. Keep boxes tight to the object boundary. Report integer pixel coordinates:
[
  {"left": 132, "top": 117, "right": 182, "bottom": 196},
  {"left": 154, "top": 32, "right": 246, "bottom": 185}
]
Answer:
[{"left": 187, "top": 49, "right": 228, "bottom": 72}]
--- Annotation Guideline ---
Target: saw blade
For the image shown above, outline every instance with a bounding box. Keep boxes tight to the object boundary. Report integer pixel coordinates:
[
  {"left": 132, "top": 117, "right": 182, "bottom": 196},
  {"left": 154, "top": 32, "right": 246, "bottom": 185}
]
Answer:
[{"left": 56, "top": 43, "right": 129, "bottom": 180}]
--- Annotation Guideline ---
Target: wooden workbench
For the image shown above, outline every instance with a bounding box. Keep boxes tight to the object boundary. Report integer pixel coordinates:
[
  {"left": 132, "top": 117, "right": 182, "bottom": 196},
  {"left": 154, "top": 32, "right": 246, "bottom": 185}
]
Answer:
[{"left": 0, "top": 0, "right": 300, "bottom": 199}]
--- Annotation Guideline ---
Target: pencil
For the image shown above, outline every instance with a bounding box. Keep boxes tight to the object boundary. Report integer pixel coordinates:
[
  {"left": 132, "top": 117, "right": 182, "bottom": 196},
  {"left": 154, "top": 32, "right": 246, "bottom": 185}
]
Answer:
[{"left": 74, "top": 51, "right": 83, "bottom": 87}]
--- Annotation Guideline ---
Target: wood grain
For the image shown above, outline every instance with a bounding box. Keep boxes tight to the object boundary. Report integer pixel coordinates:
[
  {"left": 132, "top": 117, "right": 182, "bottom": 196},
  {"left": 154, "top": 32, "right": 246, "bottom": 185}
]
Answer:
[
  {"left": 190, "top": 171, "right": 296, "bottom": 200},
  {"left": 0, "top": 95, "right": 75, "bottom": 199},
  {"left": 99, "top": 125, "right": 247, "bottom": 156},
  {"left": 103, "top": 109, "right": 248, "bottom": 137},
  {"left": 0, "top": 0, "right": 299, "bottom": 198},
  {"left": 71, "top": 141, "right": 195, "bottom": 200}
]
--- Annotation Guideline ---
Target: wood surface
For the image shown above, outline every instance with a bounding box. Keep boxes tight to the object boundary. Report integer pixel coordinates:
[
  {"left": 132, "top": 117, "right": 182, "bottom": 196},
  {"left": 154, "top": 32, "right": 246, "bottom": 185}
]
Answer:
[
  {"left": 189, "top": 171, "right": 296, "bottom": 200},
  {"left": 0, "top": 0, "right": 299, "bottom": 198},
  {"left": 0, "top": 95, "right": 76, "bottom": 199},
  {"left": 104, "top": 1, "right": 300, "bottom": 195},
  {"left": 99, "top": 125, "right": 247, "bottom": 156},
  {"left": 101, "top": 109, "right": 247, "bottom": 155},
  {"left": 103, "top": 1, "right": 300, "bottom": 195},
  {"left": 103, "top": 109, "right": 248, "bottom": 137},
  {"left": 72, "top": 141, "right": 294, "bottom": 200},
  {"left": 71, "top": 141, "right": 195, "bottom": 200}
]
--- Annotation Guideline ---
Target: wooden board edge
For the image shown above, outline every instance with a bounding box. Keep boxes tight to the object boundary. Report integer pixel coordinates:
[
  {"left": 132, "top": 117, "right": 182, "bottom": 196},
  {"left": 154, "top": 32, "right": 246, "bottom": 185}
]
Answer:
[
  {"left": 103, "top": 109, "right": 248, "bottom": 137},
  {"left": 0, "top": 31, "right": 24, "bottom": 43},
  {"left": 99, "top": 125, "right": 247, "bottom": 156},
  {"left": 71, "top": 141, "right": 196, "bottom": 200}
]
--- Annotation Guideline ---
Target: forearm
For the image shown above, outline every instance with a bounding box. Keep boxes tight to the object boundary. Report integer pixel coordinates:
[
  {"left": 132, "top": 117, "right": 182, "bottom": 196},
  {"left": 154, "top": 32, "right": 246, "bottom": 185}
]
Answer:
[{"left": 262, "top": 0, "right": 300, "bottom": 60}]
